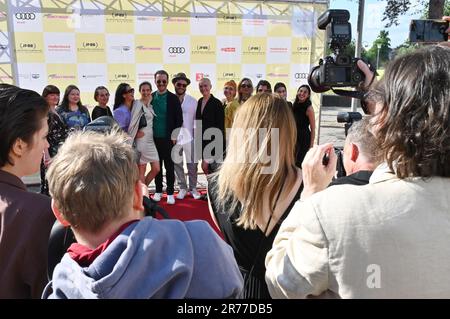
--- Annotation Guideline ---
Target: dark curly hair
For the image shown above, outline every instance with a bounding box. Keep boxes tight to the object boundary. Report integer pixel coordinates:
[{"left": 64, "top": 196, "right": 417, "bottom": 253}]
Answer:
[{"left": 373, "top": 45, "right": 450, "bottom": 178}]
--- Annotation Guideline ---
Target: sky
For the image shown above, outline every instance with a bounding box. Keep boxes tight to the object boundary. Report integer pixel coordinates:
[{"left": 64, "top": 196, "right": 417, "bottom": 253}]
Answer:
[{"left": 329, "top": 0, "right": 423, "bottom": 48}]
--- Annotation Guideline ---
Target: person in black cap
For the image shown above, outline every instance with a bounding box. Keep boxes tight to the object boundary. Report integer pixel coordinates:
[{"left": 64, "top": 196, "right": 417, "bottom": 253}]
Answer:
[{"left": 172, "top": 73, "right": 201, "bottom": 200}]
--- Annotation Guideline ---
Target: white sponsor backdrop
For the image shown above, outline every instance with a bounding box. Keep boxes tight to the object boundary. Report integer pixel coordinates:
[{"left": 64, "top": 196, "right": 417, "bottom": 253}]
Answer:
[{"left": 7, "top": 0, "right": 326, "bottom": 105}]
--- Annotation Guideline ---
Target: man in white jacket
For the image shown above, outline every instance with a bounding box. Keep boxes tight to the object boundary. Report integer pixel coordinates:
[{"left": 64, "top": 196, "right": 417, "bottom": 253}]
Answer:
[
  {"left": 172, "top": 72, "right": 201, "bottom": 200},
  {"left": 265, "top": 45, "right": 450, "bottom": 298}
]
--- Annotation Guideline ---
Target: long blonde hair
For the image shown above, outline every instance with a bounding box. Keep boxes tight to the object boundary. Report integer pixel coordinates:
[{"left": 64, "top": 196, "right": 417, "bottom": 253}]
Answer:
[{"left": 214, "top": 93, "right": 298, "bottom": 230}]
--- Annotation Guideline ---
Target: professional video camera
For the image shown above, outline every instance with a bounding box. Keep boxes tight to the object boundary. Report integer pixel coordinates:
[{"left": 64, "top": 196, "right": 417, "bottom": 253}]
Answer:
[
  {"left": 308, "top": 9, "right": 367, "bottom": 93},
  {"left": 337, "top": 111, "right": 362, "bottom": 136}
]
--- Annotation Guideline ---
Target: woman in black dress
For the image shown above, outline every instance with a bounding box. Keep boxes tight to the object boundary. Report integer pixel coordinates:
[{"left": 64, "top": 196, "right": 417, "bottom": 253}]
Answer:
[
  {"left": 40, "top": 85, "right": 68, "bottom": 196},
  {"left": 208, "top": 93, "right": 303, "bottom": 299},
  {"left": 292, "top": 84, "right": 315, "bottom": 167},
  {"left": 91, "top": 86, "right": 113, "bottom": 120}
]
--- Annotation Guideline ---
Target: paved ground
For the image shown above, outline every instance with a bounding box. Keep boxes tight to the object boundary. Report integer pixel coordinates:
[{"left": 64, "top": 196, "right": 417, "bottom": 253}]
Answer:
[{"left": 26, "top": 105, "right": 361, "bottom": 193}]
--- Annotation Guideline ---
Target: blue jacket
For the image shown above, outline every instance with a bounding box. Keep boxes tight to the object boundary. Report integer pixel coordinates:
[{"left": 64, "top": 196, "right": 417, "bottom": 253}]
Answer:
[{"left": 43, "top": 217, "right": 243, "bottom": 299}]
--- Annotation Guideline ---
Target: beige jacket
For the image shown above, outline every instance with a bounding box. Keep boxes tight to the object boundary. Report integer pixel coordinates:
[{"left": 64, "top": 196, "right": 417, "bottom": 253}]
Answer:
[{"left": 265, "top": 167, "right": 450, "bottom": 298}]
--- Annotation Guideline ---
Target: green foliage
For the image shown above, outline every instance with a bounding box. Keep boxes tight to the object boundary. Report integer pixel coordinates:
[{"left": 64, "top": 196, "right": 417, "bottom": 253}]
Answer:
[
  {"left": 383, "top": 0, "right": 448, "bottom": 27},
  {"left": 365, "top": 31, "right": 391, "bottom": 68}
]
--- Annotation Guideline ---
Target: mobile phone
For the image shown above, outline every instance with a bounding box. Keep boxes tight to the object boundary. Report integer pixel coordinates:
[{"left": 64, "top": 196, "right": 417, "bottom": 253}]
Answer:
[{"left": 409, "top": 19, "right": 449, "bottom": 43}]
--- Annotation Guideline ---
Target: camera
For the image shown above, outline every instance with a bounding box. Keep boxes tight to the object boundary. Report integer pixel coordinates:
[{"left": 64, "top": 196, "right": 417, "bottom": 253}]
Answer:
[
  {"left": 337, "top": 111, "right": 362, "bottom": 136},
  {"left": 308, "top": 9, "right": 366, "bottom": 93},
  {"left": 409, "top": 19, "right": 449, "bottom": 43}
]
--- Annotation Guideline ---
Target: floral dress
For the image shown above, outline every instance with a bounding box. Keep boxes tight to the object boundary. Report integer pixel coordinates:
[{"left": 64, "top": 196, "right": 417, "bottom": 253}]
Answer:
[{"left": 40, "top": 111, "right": 68, "bottom": 196}]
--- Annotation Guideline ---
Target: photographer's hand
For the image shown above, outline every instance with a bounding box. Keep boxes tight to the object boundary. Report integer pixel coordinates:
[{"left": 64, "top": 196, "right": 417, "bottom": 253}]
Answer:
[
  {"left": 357, "top": 60, "right": 376, "bottom": 90},
  {"left": 300, "top": 143, "right": 337, "bottom": 200}
]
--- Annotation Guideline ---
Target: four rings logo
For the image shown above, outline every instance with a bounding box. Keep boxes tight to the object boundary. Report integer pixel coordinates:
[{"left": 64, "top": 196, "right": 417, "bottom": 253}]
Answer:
[
  {"left": 168, "top": 47, "right": 185, "bottom": 54},
  {"left": 294, "top": 73, "right": 308, "bottom": 79},
  {"left": 15, "top": 13, "right": 36, "bottom": 20}
]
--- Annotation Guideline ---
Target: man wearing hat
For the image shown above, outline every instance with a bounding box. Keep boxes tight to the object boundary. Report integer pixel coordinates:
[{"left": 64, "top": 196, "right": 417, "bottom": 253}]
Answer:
[{"left": 172, "top": 73, "right": 201, "bottom": 200}]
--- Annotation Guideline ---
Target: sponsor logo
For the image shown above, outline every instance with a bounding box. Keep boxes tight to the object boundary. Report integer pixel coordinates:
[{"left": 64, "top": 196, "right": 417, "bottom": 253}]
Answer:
[
  {"left": 220, "top": 47, "right": 236, "bottom": 53},
  {"left": 48, "top": 74, "right": 76, "bottom": 80},
  {"left": 269, "top": 20, "right": 290, "bottom": 25},
  {"left": 138, "top": 72, "right": 154, "bottom": 79},
  {"left": 218, "top": 72, "right": 236, "bottom": 81},
  {"left": 296, "top": 46, "right": 309, "bottom": 52},
  {"left": 112, "top": 12, "right": 127, "bottom": 18},
  {"left": 136, "top": 45, "right": 161, "bottom": 51},
  {"left": 267, "top": 72, "right": 289, "bottom": 78},
  {"left": 19, "top": 42, "right": 36, "bottom": 49},
  {"left": 43, "top": 14, "right": 71, "bottom": 20},
  {"left": 19, "top": 73, "right": 41, "bottom": 80},
  {"left": 294, "top": 73, "right": 309, "bottom": 79},
  {"left": 269, "top": 47, "right": 288, "bottom": 53},
  {"left": 48, "top": 44, "right": 72, "bottom": 52},
  {"left": 81, "top": 74, "right": 104, "bottom": 79},
  {"left": 114, "top": 73, "right": 129, "bottom": 80},
  {"left": 111, "top": 45, "right": 131, "bottom": 52},
  {"left": 136, "top": 16, "right": 159, "bottom": 22},
  {"left": 168, "top": 47, "right": 185, "bottom": 54},
  {"left": 244, "top": 46, "right": 264, "bottom": 55},
  {"left": 82, "top": 42, "right": 98, "bottom": 49},
  {"left": 15, "top": 13, "right": 36, "bottom": 20},
  {"left": 245, "top": 19, "right": 265, "bottom": 26},
  {"left": 256, "top": 73, "right": 263, "bottom": 79},
  {"left": 196, "top": 73, "right": 210, "bottom": 81},
  {"left": 218, "top": 15, "right": 239, "bottom": 25},
  {"left": 163, "top": 17, "right": 188, "bottom": 23},
  {"left": 192, "top": 45, "right": 214, "bottom": 55}
]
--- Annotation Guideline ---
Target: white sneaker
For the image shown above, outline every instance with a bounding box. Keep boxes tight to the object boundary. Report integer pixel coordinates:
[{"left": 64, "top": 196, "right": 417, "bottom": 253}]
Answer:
[
  {"left": 167, "top": 195, "right": 175, "bottom": 205},
  {"left": 190, "top": 189, "right": 202, "bottom": 200},
  {"left": 177, "top": 189, "right": 187, "bottom": 200},
  {"left": 153, "top": 192, "right": 162, "bottom": 202}
]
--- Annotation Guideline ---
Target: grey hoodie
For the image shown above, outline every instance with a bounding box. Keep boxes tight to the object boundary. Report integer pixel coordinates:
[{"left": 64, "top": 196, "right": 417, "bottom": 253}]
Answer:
[{"left": 43, "top": 217, "right": 243, "bottom": 299}]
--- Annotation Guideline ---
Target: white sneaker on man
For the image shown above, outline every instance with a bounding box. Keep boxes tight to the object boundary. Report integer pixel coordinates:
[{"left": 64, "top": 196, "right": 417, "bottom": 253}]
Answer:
[
  {"left": 167, "top": 195, "right": 175, "bottom": 205},
  {"left": 190, "top": 189, "right": 202, "bottom": 200},
  {"left": 177, "top": 189, "right": 187, "bottom": 200},
  {"left": 153, "top": 192, "right": 162, "bottom": 202}
]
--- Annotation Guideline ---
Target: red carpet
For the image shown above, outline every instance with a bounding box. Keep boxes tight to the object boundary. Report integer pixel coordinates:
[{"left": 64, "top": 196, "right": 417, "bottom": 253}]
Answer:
[{"left": 154, "top": 191, "right": 223, "bottom": 239}]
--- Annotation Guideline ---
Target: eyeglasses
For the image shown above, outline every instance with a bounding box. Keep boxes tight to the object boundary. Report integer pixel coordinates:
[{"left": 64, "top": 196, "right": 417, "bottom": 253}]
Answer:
[
  {"left": 241, "top": 84, "right": 252, "bottom": 89},
  {"left": 176, "top": 83, "right": 187, "bottom": 88},
  {"left": 126, "top": 88, "right": 135, "bottom": 94},
  {"left": 157, "top": 80, "right": 167, "bottom": 84}
]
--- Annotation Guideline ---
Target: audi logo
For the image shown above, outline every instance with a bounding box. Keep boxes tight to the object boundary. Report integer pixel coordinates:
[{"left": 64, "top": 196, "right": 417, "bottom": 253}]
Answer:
[
  {"left": 168, "top": 47, "right": 185, "bottom": 54},
  {"left": 15, "top": 13, "right": 36, "bottom": 20},
  {"left": 294, "top": 73, "right": 309, "bottom": 79}
]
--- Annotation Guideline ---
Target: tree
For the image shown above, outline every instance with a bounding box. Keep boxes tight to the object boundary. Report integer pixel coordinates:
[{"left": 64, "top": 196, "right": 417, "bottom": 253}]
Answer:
[
  {"left": 365, "top": 31, "right": 391, "bottom": 69},
  {"left": 383, "top": 0, "right": 448, "bottom": 27}
]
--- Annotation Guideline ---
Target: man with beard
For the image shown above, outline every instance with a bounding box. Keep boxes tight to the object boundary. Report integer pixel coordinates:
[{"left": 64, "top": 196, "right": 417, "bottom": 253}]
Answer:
[{"left": 172, "top": 73, "right": 201, "bottom": 200}]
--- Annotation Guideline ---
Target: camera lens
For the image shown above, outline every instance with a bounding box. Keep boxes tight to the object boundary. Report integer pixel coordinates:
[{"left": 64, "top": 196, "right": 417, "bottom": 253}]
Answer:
[{"left": 308, "top": 66, "right": 330, "bottom": 93}]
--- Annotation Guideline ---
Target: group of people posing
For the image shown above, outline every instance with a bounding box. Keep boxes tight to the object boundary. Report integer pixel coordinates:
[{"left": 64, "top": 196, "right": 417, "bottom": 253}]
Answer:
[
  {"left": 39, "top": 73, "right": 317, "bottom": 205},
  {"left": 0, "top": 44, "right": 449, "bottom": 299}
]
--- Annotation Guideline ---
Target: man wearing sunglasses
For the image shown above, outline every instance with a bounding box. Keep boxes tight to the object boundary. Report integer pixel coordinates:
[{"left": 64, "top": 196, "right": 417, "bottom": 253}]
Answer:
[
  {"left": 151, "top": 70, "right": 183, "bottom": 205},
  {"left": 172, "top": 72, "right": 201, "bottom": 200}
]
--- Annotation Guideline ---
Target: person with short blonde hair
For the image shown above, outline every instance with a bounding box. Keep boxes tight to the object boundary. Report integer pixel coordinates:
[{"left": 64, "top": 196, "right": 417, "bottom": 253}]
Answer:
[
  {"left": 208, "top": 93, "right": 302, "bottom": 298},
  {"left": 44, "top": 130, "right": 243, "bottom": 299}
]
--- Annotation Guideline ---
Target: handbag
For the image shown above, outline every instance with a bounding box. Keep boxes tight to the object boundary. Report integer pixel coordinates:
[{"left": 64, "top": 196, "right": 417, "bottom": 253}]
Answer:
[{"left": 138, "top": 107, "right": 147, "bottom": 130}]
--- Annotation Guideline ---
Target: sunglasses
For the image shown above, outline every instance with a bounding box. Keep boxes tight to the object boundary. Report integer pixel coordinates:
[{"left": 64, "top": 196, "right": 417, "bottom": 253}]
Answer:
[
  {"left": 157, "top": 80, "right": 167, "bottom": 84},
  {"left": 176, "top": 83, "right": 187, "bottom": 88},
  {"left": 241, "top": 84, "right": 252, "bottom": 89},
  {"left": 126, "top": 88, "right": 135, "bottom": 94}
]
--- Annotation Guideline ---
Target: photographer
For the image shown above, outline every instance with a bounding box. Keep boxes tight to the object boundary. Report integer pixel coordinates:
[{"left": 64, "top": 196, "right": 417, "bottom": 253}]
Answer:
[
  {"left": 265, "top": 45, "right": 450, "bottom": 298},
  {"left": 43, "top": 130, "right": 243, "bottom": 299},
  {"left": 329, "top": 117, "right": 381, "bottom": 186}
]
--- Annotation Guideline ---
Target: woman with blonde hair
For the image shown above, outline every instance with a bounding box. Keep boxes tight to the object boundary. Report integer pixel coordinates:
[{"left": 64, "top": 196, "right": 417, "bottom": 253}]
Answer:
[{"left": 207, "top": 93, "right": 303, "bottom": 299}]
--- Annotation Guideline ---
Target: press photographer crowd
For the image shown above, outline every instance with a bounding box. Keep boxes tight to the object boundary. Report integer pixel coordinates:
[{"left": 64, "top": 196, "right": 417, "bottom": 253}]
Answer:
[{"left": 0, "top": 11, "right": 449, "bottom": 299}]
